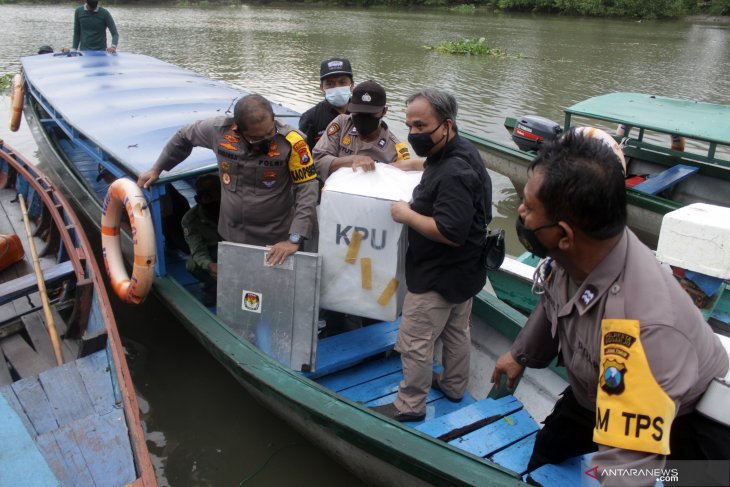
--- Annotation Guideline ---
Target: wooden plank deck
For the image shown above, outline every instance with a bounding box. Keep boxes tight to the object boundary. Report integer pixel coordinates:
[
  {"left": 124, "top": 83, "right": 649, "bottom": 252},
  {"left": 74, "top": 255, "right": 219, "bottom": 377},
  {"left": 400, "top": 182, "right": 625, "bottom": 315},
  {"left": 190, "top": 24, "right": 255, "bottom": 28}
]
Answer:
[
  {"left": 309, "top": 325, "right": 544, "bottom": 479},
  {"left": 0, "top": 348, "right": 136, "bottom": 487}
]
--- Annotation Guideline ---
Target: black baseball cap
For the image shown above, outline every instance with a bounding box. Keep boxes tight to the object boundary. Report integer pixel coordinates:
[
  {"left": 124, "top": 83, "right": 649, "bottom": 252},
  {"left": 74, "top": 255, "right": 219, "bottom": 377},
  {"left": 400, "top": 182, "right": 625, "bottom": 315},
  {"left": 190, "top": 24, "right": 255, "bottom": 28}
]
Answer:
[
  {"left": 320, "top": 58, "right": 353, "bottom": 80},
  {"left": 348, "top": 80, "right": 386, "bottom": 114}
]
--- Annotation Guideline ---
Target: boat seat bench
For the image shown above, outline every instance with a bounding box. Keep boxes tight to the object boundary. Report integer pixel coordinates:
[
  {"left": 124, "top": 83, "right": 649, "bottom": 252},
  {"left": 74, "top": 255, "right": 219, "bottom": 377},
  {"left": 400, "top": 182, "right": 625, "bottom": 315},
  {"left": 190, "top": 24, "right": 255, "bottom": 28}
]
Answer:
[
  {"left": 0, "top": 261, "right": 74, "bottom": 307},
  {"left": 631, "top": 164, "right": 699, "bottom": 195},
  {"left": 305, "top": 319, "right": 401, "bottom": 379}
]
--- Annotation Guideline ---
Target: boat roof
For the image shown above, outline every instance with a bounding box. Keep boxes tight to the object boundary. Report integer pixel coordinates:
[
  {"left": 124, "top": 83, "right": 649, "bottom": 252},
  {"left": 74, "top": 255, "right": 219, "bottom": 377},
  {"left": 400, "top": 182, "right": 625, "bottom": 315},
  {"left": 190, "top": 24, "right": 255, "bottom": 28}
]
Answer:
[
  {"left": 565, "top": 93, "right": 730, "bottom": 146},
  {"left": 20, "top": 52, "right": 301, "bottom": 180}
]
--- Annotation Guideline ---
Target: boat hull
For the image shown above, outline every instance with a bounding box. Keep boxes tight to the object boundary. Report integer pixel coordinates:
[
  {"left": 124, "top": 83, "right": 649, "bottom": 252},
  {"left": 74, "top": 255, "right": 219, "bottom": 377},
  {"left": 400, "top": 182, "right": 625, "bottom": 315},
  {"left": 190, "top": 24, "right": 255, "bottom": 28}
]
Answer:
[{"left": 24, "top": 87, "right": 533, "bottom": 487}]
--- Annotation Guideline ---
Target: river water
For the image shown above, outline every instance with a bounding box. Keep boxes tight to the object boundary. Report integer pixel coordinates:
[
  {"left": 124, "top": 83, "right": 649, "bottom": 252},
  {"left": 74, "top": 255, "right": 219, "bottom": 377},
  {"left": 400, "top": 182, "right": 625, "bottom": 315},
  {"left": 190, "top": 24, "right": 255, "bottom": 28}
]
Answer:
[{"left": 1, "top": 4, "right": 728, "bottom": 485}]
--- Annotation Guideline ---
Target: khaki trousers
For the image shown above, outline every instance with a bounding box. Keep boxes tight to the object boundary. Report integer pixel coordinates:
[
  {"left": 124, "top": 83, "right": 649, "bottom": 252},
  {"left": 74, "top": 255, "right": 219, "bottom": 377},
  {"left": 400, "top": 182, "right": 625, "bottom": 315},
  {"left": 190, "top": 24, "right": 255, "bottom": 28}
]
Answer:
[{"left": 394, "top": 291, "right": 472, "bottom": 415}]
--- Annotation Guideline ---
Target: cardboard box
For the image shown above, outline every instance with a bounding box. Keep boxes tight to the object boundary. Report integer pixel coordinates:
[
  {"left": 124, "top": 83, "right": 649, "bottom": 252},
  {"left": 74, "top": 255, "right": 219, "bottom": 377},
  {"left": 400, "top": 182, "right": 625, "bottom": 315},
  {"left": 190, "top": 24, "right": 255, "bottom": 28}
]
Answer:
[{"left": 318, "top": 164, "right": 422, "bottom": 322}]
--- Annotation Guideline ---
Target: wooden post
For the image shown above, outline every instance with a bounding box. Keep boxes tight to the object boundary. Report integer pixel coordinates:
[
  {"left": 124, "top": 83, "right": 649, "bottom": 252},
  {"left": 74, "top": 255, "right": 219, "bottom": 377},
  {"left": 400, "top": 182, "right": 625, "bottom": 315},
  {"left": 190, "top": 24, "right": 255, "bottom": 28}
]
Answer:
[{"left": 18, "top": 194, "right": 64, "bottom": 365}]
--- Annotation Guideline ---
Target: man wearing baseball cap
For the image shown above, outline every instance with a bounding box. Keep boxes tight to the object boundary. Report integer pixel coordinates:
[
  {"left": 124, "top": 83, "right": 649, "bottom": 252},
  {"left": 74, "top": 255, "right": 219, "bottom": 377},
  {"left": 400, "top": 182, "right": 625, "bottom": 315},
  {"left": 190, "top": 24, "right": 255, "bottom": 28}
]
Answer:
[
  {"left": 299, "top": 57, "right": 354, "bottom": 151},
  {"left": 313, "top": 80, "right": 412, "bottom": 181}
]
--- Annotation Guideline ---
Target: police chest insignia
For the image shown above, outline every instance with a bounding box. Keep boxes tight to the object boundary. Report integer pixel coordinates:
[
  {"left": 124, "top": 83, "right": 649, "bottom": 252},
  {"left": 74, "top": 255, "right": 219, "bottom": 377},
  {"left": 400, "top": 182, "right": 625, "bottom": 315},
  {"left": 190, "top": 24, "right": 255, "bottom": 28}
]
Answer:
[
  {"left": 222, "top": 173, "right": 231, "bottom": 185},
  {"left": 220, "top": 161, "right": 230, "bottom": 171},
  {"left": 266, "top": 142, "right": 281, "bottom": 158},
  {"left": 600, "top": 358, "right": 627, "bottom": 395},
  {"left": 224, "top": 134, "right": 239, "bottom": 143},
  {"left": 261, "top": 170, "right": 277, "bottom": 188},
  {"left": 327, "top": 123, "right": 341, "bottom": 136},
  {"left": 604, "top": 331, "right": 636, "bottom": 348},
  {"left": 377, "top": 138, "right": 386, "bottom": 148},
  {"left": 219, "top": 141, "right": 237, "bottom": 151},
  {"left": 580, "top": 284, "right": 598, "bottom": 306},
  {"left": 342, "top": 135, "right": 351, "bottom": 146}
]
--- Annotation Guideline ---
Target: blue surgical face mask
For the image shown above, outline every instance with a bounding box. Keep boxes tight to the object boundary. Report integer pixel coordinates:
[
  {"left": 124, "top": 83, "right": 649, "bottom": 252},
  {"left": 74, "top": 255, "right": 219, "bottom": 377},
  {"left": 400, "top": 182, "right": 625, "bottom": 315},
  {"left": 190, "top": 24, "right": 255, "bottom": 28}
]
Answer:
[{"left": 324, "top": 86, "right": 351, "bottom": 108}]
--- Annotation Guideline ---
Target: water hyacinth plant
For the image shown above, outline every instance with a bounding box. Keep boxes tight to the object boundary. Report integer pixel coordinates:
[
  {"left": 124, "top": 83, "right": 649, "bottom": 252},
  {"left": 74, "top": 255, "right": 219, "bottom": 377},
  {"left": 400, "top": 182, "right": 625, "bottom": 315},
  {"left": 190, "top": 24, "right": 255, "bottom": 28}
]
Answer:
[{"left": 425, "top": 37, "right": 523, "bottom": 58}]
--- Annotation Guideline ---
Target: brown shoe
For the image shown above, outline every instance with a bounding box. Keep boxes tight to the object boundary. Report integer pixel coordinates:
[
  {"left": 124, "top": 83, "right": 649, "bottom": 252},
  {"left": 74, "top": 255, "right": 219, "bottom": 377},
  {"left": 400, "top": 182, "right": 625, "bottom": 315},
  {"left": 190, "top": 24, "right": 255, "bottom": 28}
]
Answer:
[
  {"left": 432, "top": 372, "right": 462, "bottom": 403},
  {"left": 369, "top": 403, "right": 425, "bottom": 422}
]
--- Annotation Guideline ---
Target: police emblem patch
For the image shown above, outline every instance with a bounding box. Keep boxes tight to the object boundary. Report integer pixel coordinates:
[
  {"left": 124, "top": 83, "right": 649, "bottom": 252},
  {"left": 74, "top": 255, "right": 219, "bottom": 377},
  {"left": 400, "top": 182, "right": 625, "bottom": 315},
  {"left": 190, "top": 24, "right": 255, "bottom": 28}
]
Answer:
[
  {"left": 220, "top": 161, "right": 230, "bottom": 171},
  {"left": 327, "top": 123, "right": 341, "bottom": 136},
  {"left": 222, "top": 173, "right": 231, "bottom": 185},
  {"left": 600, "top": 359, "right": 627, "bottom": 395},
  {"left": 342, "top": 135, "right": 351, "bottom": 146},
  {"left": 362, "top": 93, "right": 372, "bottom": 102},
  {"left": 580, "top": 284, "right": 598, "bottom": 306},
  {"left": 377, "top": 138, "right": 386, "bottom": 148}
]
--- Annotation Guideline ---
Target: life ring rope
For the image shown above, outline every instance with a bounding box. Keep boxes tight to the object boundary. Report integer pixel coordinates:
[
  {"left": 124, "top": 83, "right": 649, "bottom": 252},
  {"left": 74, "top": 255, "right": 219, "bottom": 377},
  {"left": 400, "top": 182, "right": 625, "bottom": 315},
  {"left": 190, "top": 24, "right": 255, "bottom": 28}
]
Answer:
[
  {"left": 101, "top": 178, "right": 156, "bottom": 305},
  {"left": 9, "top": 74, "right": 24, "bottom": 132}
]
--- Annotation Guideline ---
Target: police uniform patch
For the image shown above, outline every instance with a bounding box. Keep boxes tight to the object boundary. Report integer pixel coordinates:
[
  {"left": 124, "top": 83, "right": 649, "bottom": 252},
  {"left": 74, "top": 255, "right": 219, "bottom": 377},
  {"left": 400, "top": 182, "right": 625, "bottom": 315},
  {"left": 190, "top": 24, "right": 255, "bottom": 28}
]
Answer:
[
  {"left": 593, "top": 319, "right": 675, "bottom": 455},
  {"left": 395, "top": 141, "right": 411, "bottom": 160},
  {"left": 285, "top": 131, "right": 317, "bottom": 184},
  {"left": 219, "top": 142, "right": 237, "bottom": 151},
  {"left": 261, "top": 170, "right": 277, "bottom": 189},
  {"left": 377, "top": 138, "right": 386, "bottom": 149},
  {"left": 266, "top": 141, "right": 281, "bottom": 157},
  {"left": 224, "top": 134, "right": 239, "bottom": 143},
  {"left": 342, "top": 134, "right": 351, "bottom": 146},
  {"left": 580, "top": 284, "right": 598, "bottom": 306},
  {"left": 222, "top": 173, "right": 231, "bottom": 185},
  {"left": 220, "top": 161, "right": 230, "bottom": 171},
  {"left": 600, "top": 358, "right": 627, "bottom": 395},
  {"left": 327, "top": 123, "right": 341, "bottom": 136}
]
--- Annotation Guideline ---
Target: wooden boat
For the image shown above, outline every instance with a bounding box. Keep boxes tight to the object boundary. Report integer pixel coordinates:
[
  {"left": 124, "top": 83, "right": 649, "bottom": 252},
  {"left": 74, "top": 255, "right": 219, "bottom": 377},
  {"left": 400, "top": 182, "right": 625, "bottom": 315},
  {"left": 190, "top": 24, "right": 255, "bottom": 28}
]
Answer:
[
  {"left": 17, "top": 51, "right": 575, "bottom": 486},
  {"left": 461, "top": 93, "right": 730, "bottom": 247},
  {"left": 0, "top": 139, "right": 156, "bottom": 486}
]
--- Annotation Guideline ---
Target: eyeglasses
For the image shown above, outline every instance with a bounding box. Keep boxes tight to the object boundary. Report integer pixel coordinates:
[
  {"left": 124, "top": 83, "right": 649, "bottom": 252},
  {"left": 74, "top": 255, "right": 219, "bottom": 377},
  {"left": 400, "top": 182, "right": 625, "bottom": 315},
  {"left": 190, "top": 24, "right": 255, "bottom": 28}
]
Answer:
[{"left": 243, "top": 126, "right": 277, "bottom": 144}]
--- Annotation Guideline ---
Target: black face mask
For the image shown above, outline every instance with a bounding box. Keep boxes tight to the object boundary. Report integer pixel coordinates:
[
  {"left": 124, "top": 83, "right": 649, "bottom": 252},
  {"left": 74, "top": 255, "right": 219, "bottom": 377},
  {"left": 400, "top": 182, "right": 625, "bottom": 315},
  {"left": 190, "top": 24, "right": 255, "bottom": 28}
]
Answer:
[
  {"left": 87, "top": 0, "right": 99, "bottom": 9},
  {"left": 351, "top": 114, "right": 381, "bottom": 136},
  {"left": 407, "top": 122, "right": 445, "bottom": 157},
  {"left": 515, "top": 216, "right": 560, "bottom": 258}
]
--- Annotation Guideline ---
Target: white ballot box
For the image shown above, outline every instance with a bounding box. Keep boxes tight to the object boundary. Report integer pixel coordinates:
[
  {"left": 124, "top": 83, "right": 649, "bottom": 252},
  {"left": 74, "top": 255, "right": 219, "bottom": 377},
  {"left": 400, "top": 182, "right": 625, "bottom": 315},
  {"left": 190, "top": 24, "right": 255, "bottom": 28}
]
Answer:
[{"left": 318, "top": 164, "right": 422, "bottom": 322}]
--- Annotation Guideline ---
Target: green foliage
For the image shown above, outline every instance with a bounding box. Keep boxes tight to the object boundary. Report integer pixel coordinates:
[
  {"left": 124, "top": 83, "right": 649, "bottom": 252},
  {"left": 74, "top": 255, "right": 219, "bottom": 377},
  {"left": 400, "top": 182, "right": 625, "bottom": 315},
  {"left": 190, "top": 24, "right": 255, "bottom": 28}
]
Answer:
[
  {"left": 495, "top": 0, "right": 699, "bottom": 17},
  {"left": 425, "top": 37, "right": 523, "bottom": 58},
  {"left": 450, "top": 3, "right": 476, "bottom": 13},
  {"left": 0, "top": 73, "right": 13, "bottom": 93}
]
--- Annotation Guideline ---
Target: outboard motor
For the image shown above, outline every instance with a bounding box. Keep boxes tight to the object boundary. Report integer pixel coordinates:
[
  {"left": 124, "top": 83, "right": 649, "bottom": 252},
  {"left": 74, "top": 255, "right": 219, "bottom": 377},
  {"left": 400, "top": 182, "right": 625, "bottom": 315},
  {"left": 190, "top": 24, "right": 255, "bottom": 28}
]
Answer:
[{"left": 511, "top": 115, "right": 563, "bottom": 152}]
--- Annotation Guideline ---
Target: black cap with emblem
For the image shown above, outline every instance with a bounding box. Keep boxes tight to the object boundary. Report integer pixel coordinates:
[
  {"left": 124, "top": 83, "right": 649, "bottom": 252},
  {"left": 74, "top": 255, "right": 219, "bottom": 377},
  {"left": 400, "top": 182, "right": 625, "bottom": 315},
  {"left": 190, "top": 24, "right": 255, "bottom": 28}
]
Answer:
[
  {"left": 320, "top": 58, "right": 353, "bottom": 80},
  {"left": 348, "top": 80, "right": 386, "bottom": 114}
]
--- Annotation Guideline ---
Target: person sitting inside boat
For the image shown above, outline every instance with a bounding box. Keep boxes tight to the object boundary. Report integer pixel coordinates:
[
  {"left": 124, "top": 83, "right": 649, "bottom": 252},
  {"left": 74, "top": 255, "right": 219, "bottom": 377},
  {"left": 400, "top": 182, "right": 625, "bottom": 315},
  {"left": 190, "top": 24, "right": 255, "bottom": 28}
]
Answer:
[
  {"left": 182, "top": 174, "right": 222, "bottom": 306},
  {"left": 299, "top": 57, "right": 354, "bottom": 152},
  {"left": 491, "top": 128, "right": 730, "bottom": 484},
  {"left": 371, "top": 89, "right": 492, "bottom": 422},
  {"left": 313, "top": 80, "right": 412, "bottom": 181},
  {"left": 137, "top": 94, "right": 318, "bottom": 267},
  {"left": 67, "top": 0, "right": 119, "bottom": 53}
]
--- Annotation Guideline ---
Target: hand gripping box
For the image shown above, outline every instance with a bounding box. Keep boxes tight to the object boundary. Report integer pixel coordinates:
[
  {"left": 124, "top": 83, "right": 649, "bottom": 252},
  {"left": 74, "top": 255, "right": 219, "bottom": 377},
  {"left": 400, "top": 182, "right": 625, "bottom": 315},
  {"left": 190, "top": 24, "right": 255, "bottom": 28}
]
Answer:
[{"left": 318, "top": 164, "right": 422, "bottom": 322}]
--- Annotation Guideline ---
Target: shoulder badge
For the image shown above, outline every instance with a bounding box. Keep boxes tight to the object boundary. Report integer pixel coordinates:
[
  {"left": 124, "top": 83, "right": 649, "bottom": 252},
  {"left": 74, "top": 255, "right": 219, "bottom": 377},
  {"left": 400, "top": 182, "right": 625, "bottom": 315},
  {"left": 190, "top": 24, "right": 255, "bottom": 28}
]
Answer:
[
  {"left": 327, "top": 122, "right": 341, "bottom": 136},
  {"left": 395, "top": 141, "right": 411, "bottom": 161},
  {"left": 285, "top": 131, "right": 317, "bottom": 184}
]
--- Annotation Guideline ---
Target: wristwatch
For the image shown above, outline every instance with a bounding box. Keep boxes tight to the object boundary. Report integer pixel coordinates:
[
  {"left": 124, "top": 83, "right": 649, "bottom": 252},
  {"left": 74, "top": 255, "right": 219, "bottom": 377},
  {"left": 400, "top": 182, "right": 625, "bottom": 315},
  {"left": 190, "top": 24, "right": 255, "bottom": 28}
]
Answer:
[{"left": 289, "top": 233, "right": 302, "bottom": 245}]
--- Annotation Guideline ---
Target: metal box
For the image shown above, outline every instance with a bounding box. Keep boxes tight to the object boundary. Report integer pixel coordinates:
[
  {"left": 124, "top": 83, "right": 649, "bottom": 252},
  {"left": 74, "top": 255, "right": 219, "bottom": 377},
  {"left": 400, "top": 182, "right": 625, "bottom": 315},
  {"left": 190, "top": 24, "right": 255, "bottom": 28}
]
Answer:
[{"left": 216, "top": 242, "right": 322, "bottom": 372}]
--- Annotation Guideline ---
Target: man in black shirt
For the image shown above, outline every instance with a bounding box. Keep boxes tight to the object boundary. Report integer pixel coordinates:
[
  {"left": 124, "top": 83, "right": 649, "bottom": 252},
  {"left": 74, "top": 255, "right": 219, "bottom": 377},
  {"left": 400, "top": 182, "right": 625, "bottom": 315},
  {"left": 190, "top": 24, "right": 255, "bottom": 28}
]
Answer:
[
  {"left": 299, "top": 57, "right": 354, "bottom": 151},
  {"left": 371, "top": 89, "right": 492, "bottom": 422}
]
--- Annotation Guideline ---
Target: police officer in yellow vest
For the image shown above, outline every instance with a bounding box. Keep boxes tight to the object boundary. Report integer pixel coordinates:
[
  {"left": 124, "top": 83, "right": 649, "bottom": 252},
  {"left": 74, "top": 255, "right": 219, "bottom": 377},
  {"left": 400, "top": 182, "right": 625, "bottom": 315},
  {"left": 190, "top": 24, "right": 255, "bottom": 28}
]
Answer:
[
  {"left": 491, "top": 128, "right": 730, "bottom": 485},
  {"left": 138, "top": 94, "right": 318, "bottom": 266}
]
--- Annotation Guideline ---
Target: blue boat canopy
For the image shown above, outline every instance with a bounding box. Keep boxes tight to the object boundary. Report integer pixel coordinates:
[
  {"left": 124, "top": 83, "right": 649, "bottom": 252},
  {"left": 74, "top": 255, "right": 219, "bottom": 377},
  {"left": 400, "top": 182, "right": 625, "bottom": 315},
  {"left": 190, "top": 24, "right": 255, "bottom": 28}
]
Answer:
[
  {"left": 20, "top": 52, "right": 301, "bottom": 181},
  {"left": 565, "top": 93, "right": 730, "bottom": 146}
]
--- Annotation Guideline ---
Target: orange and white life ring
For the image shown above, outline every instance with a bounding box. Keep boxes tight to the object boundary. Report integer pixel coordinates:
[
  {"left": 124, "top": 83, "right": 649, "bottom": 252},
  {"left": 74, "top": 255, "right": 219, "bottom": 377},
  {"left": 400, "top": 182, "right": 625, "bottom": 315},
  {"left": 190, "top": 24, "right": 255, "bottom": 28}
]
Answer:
[
  {"left": 574, "top": 126, "right": 627, "bottom": 175},
  {"left": 9, "top": 74, "right": 24, "bottom": 132},
  {"left": 616, "top": 124, "right": 685, "bottom": 152},
  {"left": 101, "top": 178, "right": 156, "bottom": 305}
]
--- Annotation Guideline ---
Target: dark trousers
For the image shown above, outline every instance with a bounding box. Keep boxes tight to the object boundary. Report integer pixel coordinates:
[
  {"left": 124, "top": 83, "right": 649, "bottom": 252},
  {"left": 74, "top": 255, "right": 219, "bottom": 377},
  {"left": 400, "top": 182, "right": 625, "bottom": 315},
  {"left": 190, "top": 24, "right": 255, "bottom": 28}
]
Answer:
[{"left": 527, "top": 386, "right": 730, "bottom": 471}]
